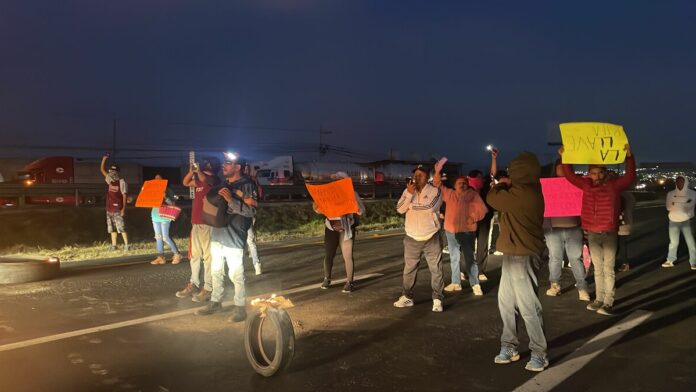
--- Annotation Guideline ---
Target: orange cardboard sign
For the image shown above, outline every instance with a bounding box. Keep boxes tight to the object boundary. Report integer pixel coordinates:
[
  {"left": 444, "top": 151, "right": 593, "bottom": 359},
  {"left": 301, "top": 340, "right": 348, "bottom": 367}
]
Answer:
[
  {"left": 135, "top": 179, "right": 168, "bottom": 208},
  {"left": 305, "top": 178, "right": 359, "bottom": 217}
]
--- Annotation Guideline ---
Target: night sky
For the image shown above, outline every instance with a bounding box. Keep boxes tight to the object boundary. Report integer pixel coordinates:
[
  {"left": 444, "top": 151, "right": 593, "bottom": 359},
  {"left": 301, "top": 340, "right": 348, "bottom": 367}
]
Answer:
[{"left": 1, "top": 0, "right": 694, "bottom": 168}]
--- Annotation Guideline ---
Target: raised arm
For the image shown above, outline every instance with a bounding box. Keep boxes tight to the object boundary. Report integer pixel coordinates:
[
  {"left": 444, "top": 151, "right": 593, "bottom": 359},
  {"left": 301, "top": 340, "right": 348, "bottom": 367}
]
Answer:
[
  {"left": 490, "top": 149, "right": 498, "bottom": 178},
  {"left": 612, "top": 145, "right": 636, "bottom": 191},
  {"left": 100, "top": 156, "right": 109, "bottom": 177}
]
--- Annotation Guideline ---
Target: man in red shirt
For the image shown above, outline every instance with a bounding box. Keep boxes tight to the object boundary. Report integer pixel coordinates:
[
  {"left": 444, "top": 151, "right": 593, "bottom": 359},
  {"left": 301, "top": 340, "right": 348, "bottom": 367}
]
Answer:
[
  {"left": 559, "top": 144, "right": 636, "bottom": 316},
  {"left": 176, "top": 159, "right": 220, "bottom": 302}
]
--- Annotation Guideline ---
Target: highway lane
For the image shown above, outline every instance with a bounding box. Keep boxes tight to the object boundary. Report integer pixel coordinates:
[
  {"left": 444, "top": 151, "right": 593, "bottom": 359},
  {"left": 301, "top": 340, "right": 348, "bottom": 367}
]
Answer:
[{"left": 0, "top": 205, "right": 694, "bottom": 391}]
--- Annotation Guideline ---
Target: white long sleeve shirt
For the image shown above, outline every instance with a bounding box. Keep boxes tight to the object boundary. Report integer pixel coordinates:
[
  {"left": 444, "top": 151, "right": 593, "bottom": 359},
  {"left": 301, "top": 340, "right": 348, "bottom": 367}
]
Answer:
[{"left": 396, "top": 184, "right": 442, "bottom": 241}]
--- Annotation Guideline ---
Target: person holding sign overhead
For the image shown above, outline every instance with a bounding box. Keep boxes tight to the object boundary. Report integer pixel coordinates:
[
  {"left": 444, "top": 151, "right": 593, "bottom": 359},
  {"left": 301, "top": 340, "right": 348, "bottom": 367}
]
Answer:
[
  {"left": 559, "top": 143, "right": 636, "bottom": 317},
  {"left": 312, "top": 172, "right": 366, "bottom": 293},
  {"left": 393, "top": 164, "right": 445, "bottom": 312}
]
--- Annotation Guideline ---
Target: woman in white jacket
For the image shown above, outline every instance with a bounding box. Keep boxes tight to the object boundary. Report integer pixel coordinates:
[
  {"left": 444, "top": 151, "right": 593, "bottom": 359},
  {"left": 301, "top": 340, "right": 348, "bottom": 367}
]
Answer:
[{"left": 662, "top": 176, "right": 696, "bottom": 269}]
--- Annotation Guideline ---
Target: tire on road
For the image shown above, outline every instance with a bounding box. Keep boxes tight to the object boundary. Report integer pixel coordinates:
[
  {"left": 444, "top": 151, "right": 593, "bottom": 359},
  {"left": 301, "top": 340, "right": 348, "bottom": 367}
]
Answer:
[
  {"left": 0, "top": 257, "right": 60, "bottom": 284},
  {"left": 244, "top": 307, "right": 295, "bottom": 377}
]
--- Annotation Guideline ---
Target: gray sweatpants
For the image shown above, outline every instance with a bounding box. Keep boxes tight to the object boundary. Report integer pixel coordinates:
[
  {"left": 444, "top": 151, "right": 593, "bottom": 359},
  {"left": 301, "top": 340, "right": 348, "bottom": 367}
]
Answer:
[{"left": 402, "top": 234, "right": 444, "bottom": 300}]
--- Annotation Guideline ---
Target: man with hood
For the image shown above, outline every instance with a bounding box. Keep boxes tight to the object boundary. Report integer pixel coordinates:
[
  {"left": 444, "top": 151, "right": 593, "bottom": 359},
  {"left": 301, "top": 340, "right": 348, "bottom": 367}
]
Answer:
[
  {"left": 486, "top": 152, "right": 548, "bottom": 372},
  {"left": 559, "top": 144, "right": 635, "bottom": 317},
  {"left": 100, "top": 154, "right": 129, "bottom": 252},
  {"left": 393, "top": 164, "right": 445, "bottom": 312},
  {"left": 662, "top": 176, "right": 696, "bottom": 269}
]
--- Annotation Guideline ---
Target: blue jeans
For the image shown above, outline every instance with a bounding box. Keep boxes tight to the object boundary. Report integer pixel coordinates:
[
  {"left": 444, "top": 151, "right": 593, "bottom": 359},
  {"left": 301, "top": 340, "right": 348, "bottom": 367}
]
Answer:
[
  {"left": 499, "top": 255, "right": 547, "bottom": 356},
  {"left": 544, "top": 227, "right": 588, "bottom": 291},
  {"left": 667, "top": 219, "right": 696, "bottom": 265},
  {"left": 152, "top": 220, "right": 179, "bottom": 255},
  {"left": 445, "top": 231, "right": 478, "bottom": 286}
]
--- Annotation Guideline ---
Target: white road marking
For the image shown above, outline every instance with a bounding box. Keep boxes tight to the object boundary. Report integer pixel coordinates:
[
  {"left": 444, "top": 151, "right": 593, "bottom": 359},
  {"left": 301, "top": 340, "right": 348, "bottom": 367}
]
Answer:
[
  {"left": 0, "top": 272, "right": 384, "bottom": 353},
  {"left": 513, "top": 310, "right": 653, "bottom": 392}
]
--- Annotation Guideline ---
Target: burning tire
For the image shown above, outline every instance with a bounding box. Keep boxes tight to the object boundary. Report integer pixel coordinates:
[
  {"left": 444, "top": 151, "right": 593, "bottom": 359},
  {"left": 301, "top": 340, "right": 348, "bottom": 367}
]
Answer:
[
  {"left": 244, "top": 307, "right": 295, "bottom": 377},
  {"left": 0, "top": 257, "right": 60, "bottom": 284}
]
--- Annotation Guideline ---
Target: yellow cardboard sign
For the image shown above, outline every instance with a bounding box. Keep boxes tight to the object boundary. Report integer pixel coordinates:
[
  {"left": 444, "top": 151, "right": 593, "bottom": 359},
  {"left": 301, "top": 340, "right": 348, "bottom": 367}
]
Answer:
[
  {"left": 560, "top": 122, "right": 629, "bottom": 164},
  {"left": 135, "top": 179, "right": 168, "bottom": 208},
  {"left": 305, "top": 178, "right": 359, "bottom": 217}
]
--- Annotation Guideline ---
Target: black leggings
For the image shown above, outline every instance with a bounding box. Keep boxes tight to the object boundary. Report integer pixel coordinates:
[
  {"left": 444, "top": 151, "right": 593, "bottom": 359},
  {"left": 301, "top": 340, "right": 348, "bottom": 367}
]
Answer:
[{"left": 323, "top": 226, "right": 356, "bottom": 282}]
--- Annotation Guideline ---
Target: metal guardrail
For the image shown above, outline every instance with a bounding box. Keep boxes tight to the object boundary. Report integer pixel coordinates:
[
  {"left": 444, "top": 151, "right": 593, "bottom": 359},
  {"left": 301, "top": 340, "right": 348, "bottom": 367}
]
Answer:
[{"left": 0, "top": 183, "right": 407, "bottom": 206}]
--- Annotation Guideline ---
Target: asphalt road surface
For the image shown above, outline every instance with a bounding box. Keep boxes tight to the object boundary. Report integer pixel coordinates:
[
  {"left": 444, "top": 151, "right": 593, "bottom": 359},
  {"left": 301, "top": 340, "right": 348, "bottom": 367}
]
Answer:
[{"left": 1, "top": 204, "right": 694, "bottom": 392}]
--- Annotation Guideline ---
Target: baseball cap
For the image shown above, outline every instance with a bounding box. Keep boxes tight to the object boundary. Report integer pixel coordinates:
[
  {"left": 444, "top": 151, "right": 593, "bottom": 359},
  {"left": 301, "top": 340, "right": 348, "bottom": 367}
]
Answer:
[
  {"left": 109, "top": 164, "right": 120, "bottom": 172},
  {"left": 412, "top": 164, "right": 430, "bottom": 175}
]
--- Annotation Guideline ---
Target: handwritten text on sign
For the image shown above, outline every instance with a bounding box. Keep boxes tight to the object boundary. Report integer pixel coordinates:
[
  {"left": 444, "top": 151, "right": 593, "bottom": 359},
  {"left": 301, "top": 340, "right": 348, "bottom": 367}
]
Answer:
[
  {"left": 135, "top": 179, "right": 168, "bottom": 208},
  {"left": 305, "top": 178, "right": 359, "bottom": 218},
  {"left": 560, "top": 122, "right": 629, "bottom": 164},
  {"left": 540, "top": 177, "right": 583, "bottom": 217}
]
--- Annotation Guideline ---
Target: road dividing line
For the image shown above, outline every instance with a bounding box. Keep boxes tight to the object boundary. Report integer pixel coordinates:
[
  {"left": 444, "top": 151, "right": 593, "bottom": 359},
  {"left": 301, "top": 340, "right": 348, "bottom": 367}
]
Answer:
[
  {"left": 513, "top": 310, "right": 653, "bottom": 392},
  {"left": 0, "top": 272, "right": 383, "bottom": 353}
]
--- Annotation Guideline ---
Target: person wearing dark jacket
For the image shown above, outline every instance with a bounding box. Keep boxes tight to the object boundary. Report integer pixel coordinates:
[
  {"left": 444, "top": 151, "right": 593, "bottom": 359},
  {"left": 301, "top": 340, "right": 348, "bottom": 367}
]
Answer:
[
  {"left": 487, "top": 151, "right": 548, "bottom": 372},
  {"left": 560, "top": 144, "right": 636, "bottom": 317}
]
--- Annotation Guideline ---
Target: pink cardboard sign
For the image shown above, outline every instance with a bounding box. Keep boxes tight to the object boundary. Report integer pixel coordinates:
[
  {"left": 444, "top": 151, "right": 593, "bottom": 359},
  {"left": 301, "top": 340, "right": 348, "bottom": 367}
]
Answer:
[{"left": 540, "top": 177, "right": 582, "bottom": 217}]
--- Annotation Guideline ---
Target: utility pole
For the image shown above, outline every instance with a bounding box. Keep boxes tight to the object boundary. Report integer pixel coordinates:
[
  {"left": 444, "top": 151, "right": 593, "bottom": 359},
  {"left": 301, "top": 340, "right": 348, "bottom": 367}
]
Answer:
[
  {"left": 112, "top": 119, "right": 117, "bottom": 160},
  {"left": 319, "top": 125, "right": 332, "bottom": 158}
]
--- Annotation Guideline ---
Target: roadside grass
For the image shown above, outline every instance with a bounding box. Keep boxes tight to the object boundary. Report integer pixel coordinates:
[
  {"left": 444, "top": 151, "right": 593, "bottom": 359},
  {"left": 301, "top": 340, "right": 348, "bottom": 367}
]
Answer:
[{"left": 1, "top": 200, "right": 404, "bottom": 261}]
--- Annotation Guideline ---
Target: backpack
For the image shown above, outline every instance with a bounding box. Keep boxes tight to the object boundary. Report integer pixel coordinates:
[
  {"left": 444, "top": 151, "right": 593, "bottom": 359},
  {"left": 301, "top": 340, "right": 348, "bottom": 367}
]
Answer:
[{"left": 201, "top": 185, "right": 233, "bottom": 227}]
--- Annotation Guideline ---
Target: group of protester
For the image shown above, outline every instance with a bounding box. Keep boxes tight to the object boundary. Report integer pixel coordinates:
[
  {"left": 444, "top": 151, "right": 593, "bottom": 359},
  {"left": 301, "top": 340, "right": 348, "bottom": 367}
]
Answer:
[{"left": 99, "top": 142, "right": 696, "bottom": 370}]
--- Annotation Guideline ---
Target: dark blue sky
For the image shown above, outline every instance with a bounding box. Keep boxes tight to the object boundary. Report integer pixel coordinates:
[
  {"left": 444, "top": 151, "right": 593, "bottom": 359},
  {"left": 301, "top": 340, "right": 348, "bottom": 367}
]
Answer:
[{"left": 1, "top": 0, "right": 694, "bottom": 167}]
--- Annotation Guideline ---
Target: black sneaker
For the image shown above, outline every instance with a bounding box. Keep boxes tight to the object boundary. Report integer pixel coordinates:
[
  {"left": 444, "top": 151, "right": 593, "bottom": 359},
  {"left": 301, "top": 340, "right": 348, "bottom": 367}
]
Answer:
[
  {"left": 597, "top": 304, "right": 614, "bottom": 316},
  {"left": 321, "top": 278, "right": 331, "bottom": 289},
  {"left": 228, "top": 306, "right": 247, "bottom": 323},
  {"left": 586, "top": 300, "right": 603, "bottom": 312},
  {"left": 342, "top": 282, "right": 354, "bottom": 293},
  {"left": 196, "top": 301, "right": 222, "bottom": 316}
]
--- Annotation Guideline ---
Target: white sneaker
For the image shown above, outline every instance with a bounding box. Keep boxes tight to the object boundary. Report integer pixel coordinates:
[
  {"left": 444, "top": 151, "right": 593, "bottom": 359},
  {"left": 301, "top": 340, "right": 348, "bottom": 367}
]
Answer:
[
  {"left": 254, "top": 264, "right": 262, "bottom": 275},
  {"left": 472, "top": 284, "right": 483, "bottom": 296},
  {"left": 493, "top": 251, "right": 504, "bottom": 256},
  {"left": 578, "top": 289, "right": 591, "bottom": 302},
  {"left": 478, "top": 274, "right": 488, "bottom": 282},
  {"left": 442, "top": 247, "right": 450, "bottom": 254},
  {"left": 432, "top": 299, "right": 443, "bottom": 312},
  {"left": 393, "top": 296, "right": 414, "bottom": 308},
  {"left": 662, "top": 260, "right": 675, "bottom": 268},
  {"left": 444, "top": 283, "right": 462, "bottom": 292},
  {"left": 460, "top": 272, "right": 467, "bottom": 281},
  {"left": 691, "top": 265, "right": 696, "bottom": 271}
]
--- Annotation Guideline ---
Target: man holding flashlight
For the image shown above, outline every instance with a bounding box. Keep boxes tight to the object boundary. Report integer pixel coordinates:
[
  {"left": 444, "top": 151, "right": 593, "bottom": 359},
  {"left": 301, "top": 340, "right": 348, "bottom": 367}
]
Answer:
[
  {"left": 196, "top": 152, "right": 258, "bottom": 323},
  {"left": 487, "top": 151, "right": 548, "bottom": 372}
]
